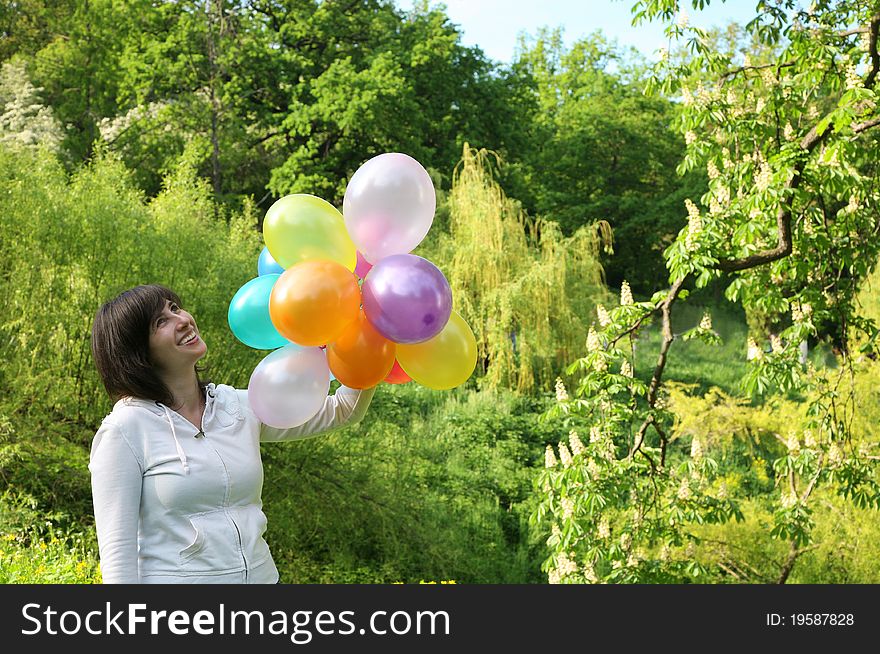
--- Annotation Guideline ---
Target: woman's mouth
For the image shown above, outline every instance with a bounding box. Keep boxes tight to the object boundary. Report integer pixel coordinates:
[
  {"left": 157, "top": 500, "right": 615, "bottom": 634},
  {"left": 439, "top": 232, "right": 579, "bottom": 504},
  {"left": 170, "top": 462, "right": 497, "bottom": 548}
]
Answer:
[{"left": 179, "top": 330, "right": 199, "bottom": 346}]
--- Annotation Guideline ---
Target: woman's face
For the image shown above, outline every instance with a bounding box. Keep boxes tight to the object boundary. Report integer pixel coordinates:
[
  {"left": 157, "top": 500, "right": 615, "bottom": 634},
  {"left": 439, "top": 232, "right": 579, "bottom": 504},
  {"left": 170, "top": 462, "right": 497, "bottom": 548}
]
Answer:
[{"left": 148, "top": 299, "right": 207, "bottom": 374}]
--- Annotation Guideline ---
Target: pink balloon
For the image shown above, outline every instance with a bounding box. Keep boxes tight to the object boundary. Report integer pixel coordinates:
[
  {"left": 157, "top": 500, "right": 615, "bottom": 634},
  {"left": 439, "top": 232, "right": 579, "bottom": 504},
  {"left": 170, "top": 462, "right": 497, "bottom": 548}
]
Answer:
[
  {"left": 343, "top": 153, "right": 436, "bottom": 263},
  {"left": 355, "top": 251, "right": 373, "bottom": 279},
  {"left": 247, "top": 345, "right": 330, "bottom": 428}
]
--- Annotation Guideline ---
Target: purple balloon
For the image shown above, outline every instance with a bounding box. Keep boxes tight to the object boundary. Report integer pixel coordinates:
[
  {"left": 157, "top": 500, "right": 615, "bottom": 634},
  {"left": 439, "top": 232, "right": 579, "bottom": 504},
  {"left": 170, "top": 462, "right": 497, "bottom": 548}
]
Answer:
[{"left": 362, "top": 254, "right": 453, "bottom": 344}]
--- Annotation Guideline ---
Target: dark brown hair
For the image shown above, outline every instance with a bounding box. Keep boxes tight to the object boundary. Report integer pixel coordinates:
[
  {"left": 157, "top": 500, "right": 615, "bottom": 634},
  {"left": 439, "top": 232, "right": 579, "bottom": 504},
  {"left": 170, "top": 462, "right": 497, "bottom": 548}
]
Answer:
[{"left": 91, "top": 284, "right": 209, "bottom": 406}]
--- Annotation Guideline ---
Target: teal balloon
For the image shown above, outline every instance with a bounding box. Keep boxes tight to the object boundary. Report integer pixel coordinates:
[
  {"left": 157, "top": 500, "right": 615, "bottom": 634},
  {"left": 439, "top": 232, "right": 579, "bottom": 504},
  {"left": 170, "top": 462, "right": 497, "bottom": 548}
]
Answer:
[
  {"left": 258, "top": 246, "right": 285, "bottom": 276},
  {"left": 228, "top": 275, "right": 289, "bottom": 350}
]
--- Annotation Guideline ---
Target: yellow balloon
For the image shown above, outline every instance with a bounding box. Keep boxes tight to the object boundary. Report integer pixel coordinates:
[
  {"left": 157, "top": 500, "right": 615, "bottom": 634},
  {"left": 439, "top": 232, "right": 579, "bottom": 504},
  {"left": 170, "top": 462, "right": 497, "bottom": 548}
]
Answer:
[
  {"left": 263, "top": 194, "right": 357, "bottom": 271},
  {"left": 396, "top": 311, "right": 477, "bottom": 390}
]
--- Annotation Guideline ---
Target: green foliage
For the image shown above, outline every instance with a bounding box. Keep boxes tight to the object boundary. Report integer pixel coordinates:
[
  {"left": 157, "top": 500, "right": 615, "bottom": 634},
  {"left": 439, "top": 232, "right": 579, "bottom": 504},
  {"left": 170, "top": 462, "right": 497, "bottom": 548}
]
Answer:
[
  {"left": 261, "top": 383, "right": 564, "bottom": 584},
  {"left": 506, "top": 29, "right": 692, "bottom": 294},
  {"left": 0, "top": 142, "right": 265, "bottom": 431},
  {"left": 533, "top": 0, "right": 880, "bottom": 583},
  {"left": 0, "top": 490, "right": 101, "bottom": 583}
]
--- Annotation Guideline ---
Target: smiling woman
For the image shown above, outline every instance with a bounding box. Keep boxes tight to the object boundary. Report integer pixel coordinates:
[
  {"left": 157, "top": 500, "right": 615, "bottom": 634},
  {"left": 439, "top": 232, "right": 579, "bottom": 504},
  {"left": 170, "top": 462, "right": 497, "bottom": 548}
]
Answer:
[{"left": 88, "top": 284, "right": 376, "bottom": 584}]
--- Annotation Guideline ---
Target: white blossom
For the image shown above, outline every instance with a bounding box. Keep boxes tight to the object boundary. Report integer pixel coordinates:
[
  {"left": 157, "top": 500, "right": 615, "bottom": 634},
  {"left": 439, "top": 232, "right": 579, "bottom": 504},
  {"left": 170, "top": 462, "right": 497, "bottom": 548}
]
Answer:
[
  {"left": 681, "top": 86, "right": 694, "bottom": 106},
  {"left": 587, "top": 459, "right": 601, "bottom": 480},
  {"left": 561, "top": 496, "right": 575, "bottom": 520},
  {"left": 845, "top": 65, "right": 862, "bottom": 90},
  {"left": 586, "top": 327, "right": 601, "bottom": 352},
  {"left": 555, "top": 377, "right": 569, "bottom": 403},
  {"left": 0, "top": 60, "right": 64, "bottom": 152},
  {"left": 755, "top": 159, "right": 773, "bottom": 191},
  {"left": 771, "top": 334, "right": 784, "bottom": 354},
  {"left": 569, "top": 430, "right": 585, "bottom": 457},
  {"left": 620, "top": 360, "right": 633, "bottom": 378},
  {"left": 699, "top": 313, "right": 713, "bottom": 331},
  {"left": 690, "top": 437, "right": 704, "bottom": 461},
  {"left": 781, "top": 491, "right": 798, "bottom": 509},
  {"left": 707, "top": 160, "right": 720, "bottom": 180},
  {"left": 677, "top": 479, "right": 692, "bottom": 500},
  {"left": 596, "top": 304, "right": 612, "bottom": 327},
  {"left": 685, "top": 130, "right": 697, "bottom": 145},
  {"left": 545, "top": 444, "right": 558, "bottom": 468},
  {"left": 828, "top": 443, "right": 844, "bottom": 465},
  {"left": 583, "top": 564, "right": 599, "bottom": 583},
  {"left": 676, "top": 9, "right": 689, "bottom": 28},
  {"left": 783, "top": 123, "right": 795, "bottom": 141},
  {"left": 556, "top": 552, "right": 578, "bottom": 579},
  {"left": 804, "top": 429, "right": 818, "bottom": 449},
  {"left": 620, "top": 281, "right": 633, "bottom": 306},
  {"left": 597, "top": 518, "right": 610, "bottom": 539},
  {"left": 845, "top": 195, "right": 860, "bottom": 214},
  {"left": 559, "top": 442, "right": 573, "bottom": 468},
  {"left": 786, "top": 430, "right": 801, "bottom": 454}
]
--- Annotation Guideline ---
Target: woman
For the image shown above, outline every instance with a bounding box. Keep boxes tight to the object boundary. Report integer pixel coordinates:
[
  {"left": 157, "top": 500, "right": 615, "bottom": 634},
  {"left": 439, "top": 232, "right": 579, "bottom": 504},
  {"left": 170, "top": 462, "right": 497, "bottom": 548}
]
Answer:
[{"left": 89, "top": 284, "right": 375, "bottom": 584}]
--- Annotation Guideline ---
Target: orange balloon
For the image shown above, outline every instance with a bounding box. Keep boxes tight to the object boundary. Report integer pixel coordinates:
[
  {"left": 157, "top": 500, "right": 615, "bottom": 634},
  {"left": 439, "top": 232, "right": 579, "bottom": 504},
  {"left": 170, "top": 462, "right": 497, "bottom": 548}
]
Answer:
[
  {"left": 384, "top": 359, "right": 411, "bottom": 385},
  {"left": 327, "top": 311, "right": 396, "bottom": 389},
  {"left": 269, "top": 260, "right": 361, "bottom": 346}
]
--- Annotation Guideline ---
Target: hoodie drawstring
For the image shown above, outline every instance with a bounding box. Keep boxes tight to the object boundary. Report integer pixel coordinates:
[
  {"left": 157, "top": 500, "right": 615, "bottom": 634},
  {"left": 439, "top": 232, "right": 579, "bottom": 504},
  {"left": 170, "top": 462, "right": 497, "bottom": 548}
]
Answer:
[{"left": 160, "top": 404, "right": 190, "bottom": 475}]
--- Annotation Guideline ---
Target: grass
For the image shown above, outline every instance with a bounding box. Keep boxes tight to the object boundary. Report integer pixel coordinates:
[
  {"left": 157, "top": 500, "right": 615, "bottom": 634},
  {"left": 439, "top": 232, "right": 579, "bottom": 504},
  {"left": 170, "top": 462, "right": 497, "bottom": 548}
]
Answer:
[
  {"left": 630, "top": 293, "right": 836, "bottom": 397},
  {"left": 0, "top": 532, "right": 101, "bottom": 583}
]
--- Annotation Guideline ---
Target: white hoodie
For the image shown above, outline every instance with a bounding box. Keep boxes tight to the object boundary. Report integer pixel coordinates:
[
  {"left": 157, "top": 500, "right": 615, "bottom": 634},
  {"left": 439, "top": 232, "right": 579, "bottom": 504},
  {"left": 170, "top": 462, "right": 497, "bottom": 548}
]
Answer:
[{"left": 89, "top": 382, "right": 375, "bottom": 584}]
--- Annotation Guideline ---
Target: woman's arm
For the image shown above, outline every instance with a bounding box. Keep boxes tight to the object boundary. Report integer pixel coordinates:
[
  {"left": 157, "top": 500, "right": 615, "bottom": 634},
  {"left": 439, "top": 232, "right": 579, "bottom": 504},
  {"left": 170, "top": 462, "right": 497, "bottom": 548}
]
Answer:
[
  {"left": 89, "top": 421, "right": 143, "bottom": 584},
  {"left": 239, "top": 385, "right": 376, "bottom": 442}
]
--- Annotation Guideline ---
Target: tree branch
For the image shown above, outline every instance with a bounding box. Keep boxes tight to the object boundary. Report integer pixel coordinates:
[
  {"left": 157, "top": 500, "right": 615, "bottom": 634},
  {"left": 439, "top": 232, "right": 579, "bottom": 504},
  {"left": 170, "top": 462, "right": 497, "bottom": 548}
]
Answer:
[
  {"left": 622, "top": 276, "right": 687, "bottom": 469},
  {"left": 714, "top": 13, "right": 879, "bottom": 274},
  {"left": 864, "top": 13, "right": 880, "bottom": 89}
]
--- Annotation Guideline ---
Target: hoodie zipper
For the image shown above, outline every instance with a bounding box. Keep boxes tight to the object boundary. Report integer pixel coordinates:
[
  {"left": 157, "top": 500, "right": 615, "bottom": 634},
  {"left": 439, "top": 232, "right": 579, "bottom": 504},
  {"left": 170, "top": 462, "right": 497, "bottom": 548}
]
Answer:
[
  {"left": 195, "top": 424, "right": 249, "bottom": 579},
  {"left": 181, "top": 389, "right": 250, "bottom": 580}
]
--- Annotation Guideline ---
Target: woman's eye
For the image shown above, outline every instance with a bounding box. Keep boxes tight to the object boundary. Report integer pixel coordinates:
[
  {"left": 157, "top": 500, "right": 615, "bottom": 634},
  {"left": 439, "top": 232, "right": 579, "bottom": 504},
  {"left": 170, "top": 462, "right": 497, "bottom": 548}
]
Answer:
[
  {"left": 156, "top": 317, "right": 167, "bottom": 327},
  {"left": 170, "top": 303, "right": 180, "bottom": 313}
]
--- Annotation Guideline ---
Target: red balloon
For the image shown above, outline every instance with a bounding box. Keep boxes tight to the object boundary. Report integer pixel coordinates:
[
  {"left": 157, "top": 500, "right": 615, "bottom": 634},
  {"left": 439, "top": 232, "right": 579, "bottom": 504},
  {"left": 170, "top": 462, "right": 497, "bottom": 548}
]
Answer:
[{"left": 384, "top": 359, "right": 411, "bottom": 385}]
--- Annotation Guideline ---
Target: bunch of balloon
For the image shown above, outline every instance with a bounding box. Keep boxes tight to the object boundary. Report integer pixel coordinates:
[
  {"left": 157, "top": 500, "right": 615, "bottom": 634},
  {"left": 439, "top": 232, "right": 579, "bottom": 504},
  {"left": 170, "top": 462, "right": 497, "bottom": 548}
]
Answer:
[
  {"left": 342, "top": 153, "right": 477, "bottom": 393},
  {"left": 226, "top": 153, "right": 477, "bottom": 429}
]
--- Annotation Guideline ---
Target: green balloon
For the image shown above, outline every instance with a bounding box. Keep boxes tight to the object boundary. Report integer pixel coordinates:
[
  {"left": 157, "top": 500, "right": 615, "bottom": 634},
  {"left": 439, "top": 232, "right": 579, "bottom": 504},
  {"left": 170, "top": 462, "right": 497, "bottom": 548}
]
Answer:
[{"left": 263, "top": 194, "right": 357, "bottom": 272}]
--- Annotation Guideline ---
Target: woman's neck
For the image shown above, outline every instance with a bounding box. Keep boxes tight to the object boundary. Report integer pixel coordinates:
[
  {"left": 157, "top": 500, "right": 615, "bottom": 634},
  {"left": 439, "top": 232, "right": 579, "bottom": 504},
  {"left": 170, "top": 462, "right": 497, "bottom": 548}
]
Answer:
[{"left": 162, "top": 369, "right": 204, "bottom": 417}]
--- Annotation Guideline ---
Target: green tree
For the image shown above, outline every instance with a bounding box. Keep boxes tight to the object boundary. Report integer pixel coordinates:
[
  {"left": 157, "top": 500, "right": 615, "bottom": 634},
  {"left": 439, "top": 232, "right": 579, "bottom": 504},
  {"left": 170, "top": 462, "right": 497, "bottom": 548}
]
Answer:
[
  {"left": 507, "top": 29, "right": 690, "bottom": 293},
  {"left": 533, "top": 0, "right": 880, "bottom": 584}
]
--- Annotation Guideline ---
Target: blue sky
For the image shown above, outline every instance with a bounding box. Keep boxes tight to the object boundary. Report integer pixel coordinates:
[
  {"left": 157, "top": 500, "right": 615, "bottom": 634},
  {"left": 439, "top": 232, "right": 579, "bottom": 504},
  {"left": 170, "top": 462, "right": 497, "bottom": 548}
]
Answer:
[{"left": 392, "top": 0, "right": 760, "bottom": 63}]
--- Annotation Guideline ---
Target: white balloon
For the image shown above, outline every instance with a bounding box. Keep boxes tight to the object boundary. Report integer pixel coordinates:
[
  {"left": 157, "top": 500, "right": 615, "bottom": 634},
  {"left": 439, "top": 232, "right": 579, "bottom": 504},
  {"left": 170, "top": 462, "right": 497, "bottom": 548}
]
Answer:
[
  {"left": 247, "top": 344, "right": 330, "bottom": 429},
  {"left": 343, "top": 152, "right": 436, "bottom": 263}
]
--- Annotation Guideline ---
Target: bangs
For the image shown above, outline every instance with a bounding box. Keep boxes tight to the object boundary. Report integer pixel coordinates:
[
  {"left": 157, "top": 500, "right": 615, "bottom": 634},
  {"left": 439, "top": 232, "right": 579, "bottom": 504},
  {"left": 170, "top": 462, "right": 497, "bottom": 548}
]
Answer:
[{"left": 142, "top": 286, "right": 183, "bottom": 327}]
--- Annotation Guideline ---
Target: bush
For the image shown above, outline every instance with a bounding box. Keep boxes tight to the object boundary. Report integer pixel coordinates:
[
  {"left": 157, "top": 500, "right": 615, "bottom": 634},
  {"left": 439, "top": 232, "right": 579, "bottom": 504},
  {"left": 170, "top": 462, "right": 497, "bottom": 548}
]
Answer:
[{"left": 262, "top": 383, "right": 564, "bottom": 584}]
